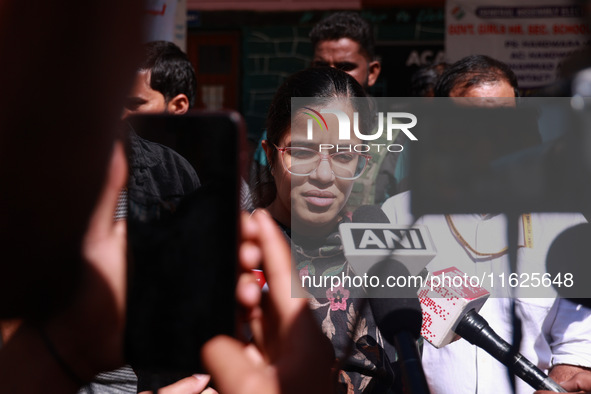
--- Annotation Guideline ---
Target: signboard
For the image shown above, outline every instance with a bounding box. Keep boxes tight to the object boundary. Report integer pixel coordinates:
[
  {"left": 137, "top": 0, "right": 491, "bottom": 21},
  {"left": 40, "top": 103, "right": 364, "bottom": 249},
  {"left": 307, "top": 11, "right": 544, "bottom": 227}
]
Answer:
[{"left": 446, "top": 0, "right": 591, "bottom": 88}]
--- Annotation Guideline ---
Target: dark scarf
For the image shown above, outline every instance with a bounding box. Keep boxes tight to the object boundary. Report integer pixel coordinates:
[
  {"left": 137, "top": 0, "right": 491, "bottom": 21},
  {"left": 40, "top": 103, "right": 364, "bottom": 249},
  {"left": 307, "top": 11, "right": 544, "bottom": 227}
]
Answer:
[{"left": 283, "top": 219, "right": 398, "bottom": 393}]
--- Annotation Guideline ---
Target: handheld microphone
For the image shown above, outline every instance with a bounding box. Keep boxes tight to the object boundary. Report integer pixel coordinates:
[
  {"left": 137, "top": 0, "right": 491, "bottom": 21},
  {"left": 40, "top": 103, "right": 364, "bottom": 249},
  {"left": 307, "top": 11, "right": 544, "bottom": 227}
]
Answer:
[
  {"left": 455, "top": 309, "right": 565, "bottom": 392},
  {"left": 367, "top": 259, "right": 430, "bottom": 394},
  {"left": 340, "top": 205, "right": 437, "bottom": 276},
  {"left": 418, "top": 268, "right": 566, "bottom": 392}
]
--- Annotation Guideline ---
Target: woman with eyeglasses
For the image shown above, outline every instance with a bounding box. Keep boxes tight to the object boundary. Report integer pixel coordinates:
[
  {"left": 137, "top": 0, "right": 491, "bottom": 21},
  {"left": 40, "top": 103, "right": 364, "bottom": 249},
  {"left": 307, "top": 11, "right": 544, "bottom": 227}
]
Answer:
[{"left": 252, "top": 67, "right": 397, "bottom": 394}]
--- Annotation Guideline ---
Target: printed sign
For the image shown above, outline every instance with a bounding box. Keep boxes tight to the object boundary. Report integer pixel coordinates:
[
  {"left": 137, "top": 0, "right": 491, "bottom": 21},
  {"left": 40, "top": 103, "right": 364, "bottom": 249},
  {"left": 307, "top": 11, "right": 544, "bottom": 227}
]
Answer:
[{"left": 446, "top": 0, "right": 591, "bottom": 88}]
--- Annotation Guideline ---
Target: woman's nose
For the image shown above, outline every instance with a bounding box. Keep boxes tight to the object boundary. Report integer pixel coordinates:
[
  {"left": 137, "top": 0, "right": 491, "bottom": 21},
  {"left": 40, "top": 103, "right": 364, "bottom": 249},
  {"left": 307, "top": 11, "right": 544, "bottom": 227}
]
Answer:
[{"left": 310, "top": 157, "right": 335, "bottom": 183}]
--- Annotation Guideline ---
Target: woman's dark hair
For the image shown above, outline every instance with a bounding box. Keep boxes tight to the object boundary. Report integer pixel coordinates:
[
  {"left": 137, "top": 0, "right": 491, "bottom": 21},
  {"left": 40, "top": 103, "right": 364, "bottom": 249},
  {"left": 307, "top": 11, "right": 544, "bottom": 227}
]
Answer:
[
  {"left": 434, "top": 55, "right": 519, "bottom": 98},
  {"left": 253, "top": 67, "right": 369, "bottom": 207}
]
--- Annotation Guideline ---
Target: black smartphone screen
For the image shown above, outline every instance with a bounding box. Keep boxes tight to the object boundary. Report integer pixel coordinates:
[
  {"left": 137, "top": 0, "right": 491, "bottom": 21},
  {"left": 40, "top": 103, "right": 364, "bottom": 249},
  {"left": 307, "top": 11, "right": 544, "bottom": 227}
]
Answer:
[{"left": 124, "top": 112, "right": 242, "bottom": 383}]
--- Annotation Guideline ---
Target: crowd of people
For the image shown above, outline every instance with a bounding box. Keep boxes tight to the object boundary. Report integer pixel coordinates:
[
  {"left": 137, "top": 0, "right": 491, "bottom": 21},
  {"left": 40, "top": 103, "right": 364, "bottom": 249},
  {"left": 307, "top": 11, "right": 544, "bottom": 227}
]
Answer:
[{"left": 1, "top": 1, "right": 591, "bottom": 393}]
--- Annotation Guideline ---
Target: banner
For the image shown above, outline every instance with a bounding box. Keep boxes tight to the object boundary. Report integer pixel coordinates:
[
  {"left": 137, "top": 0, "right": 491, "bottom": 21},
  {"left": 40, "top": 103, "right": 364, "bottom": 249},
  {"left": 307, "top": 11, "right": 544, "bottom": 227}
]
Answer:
[
  {"left": 144, "top": 0, "right": 187, "bottom": 50},
  {"left": 446, "top": 0, "right": 591, "bottom": 88}
]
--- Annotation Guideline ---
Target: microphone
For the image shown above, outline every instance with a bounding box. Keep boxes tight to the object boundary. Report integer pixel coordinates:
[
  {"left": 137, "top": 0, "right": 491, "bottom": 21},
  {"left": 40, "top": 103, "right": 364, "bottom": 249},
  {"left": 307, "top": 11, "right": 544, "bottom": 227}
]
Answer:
[
  {"left": 340, "top": 205, "right": 437, "bottom": 276},
  {"left": 418, "top": 268, "right": 566, "bottom": 392},
  {"left": 418, "top": 267, "right": 490, "bottom": 348},
  {"left": 351, "top": 204, "right": 391, "bottom": 224},
  {"left": 456, "top": 310, "right": 565, "bottom": 392},
  {"left": 367, "top": 259, "right": 430, "bottom": 394}
]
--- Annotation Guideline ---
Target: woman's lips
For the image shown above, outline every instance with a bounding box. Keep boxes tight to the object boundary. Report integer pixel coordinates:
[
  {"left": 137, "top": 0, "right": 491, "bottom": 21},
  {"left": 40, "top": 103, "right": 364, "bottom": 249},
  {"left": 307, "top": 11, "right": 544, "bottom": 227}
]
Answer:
[{"left": 302, "top": 190, "right": 336, "bottom": 207}]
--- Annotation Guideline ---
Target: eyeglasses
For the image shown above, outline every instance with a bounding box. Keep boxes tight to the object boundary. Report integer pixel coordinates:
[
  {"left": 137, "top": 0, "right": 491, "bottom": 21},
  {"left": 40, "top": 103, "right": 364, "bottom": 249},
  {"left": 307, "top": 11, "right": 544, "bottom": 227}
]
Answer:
[{"left": 275, "top": 146, "right": 371, "bottom": 180}]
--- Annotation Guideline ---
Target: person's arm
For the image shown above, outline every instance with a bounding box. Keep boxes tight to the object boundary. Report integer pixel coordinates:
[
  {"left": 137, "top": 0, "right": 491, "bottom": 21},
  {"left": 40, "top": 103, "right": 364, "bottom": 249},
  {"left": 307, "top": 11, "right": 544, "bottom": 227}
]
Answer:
[
  {"left": 0, "top": 143, "right": 128, "bottom": 393},
  {"left": 202, "top": 210, "right": 337, "bottom": 394},
  {"left": 545, "top": 298, "right": 591, "bottom": 383}
]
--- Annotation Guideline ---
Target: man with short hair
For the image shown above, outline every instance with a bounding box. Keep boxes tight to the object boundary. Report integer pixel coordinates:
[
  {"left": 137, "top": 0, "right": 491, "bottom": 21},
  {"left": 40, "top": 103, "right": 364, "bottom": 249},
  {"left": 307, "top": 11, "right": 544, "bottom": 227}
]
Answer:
[
  {"left": 125, "top": 41, "right": 254, "bottom": 211},
  {"left": 435, "top": 54, "right": 518, "bottom": 102},
  {"left": 383, "top": 55, "right": 591, "bottom": 394},
  {"left": 123, "top": 41, "right": 201, "bottom": 215},
  {"left": 309, "top": 12, "right": 381, "bottom": 89},
  {"left": 123, "top": 40, "right": 196, "bottom": 118},
  {"left": 393, "top": 55, "right": 521, "bottom": 199}
]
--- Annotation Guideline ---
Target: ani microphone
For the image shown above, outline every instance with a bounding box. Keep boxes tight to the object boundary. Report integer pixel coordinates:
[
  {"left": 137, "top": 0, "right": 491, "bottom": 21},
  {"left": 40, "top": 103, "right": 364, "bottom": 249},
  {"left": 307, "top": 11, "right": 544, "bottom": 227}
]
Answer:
[{"left": 340, "top": 205, "right": 437, "bottom": 277}]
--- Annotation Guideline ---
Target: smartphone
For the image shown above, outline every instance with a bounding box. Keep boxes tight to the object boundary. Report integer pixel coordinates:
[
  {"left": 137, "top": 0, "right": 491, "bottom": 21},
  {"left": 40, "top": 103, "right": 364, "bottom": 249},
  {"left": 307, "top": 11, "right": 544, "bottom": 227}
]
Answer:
[{"left": 124, "top": 111, "right": 243, "bottom": 388}]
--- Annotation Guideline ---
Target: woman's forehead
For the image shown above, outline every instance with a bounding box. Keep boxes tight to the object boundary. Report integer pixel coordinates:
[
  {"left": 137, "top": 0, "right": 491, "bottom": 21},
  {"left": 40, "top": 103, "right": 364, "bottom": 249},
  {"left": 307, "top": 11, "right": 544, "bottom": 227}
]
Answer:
[{"left": 290, "top": 110, "right": 360, "bottom": 146}]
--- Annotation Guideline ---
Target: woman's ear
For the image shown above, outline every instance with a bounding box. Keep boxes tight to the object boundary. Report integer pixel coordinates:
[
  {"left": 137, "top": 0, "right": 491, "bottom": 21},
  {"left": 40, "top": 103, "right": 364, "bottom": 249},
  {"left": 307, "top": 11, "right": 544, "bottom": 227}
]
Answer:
[{"left": 261, "top": 140, "right": 274, "bottom": 174}]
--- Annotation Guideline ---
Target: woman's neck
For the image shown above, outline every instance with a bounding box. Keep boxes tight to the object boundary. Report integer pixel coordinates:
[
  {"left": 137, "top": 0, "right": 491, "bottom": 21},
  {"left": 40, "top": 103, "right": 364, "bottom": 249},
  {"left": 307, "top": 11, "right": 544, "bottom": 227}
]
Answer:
[
  {"left": 291, "top": 218, "right": 339, "bottom": 239},
  {"left": 266, "top": 199, "right": 341, "bottom": 239}
]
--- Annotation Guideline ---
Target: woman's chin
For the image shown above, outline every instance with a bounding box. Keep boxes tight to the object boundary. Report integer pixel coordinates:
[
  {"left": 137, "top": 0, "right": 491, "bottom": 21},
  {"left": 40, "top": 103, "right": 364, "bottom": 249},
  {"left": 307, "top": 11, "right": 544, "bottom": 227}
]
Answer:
[
  {"left": 305, "top": 202, "right": 334, "bottom": 214},
  {"left": 293, "top": 211, "right": 340, "bottom": 232}
]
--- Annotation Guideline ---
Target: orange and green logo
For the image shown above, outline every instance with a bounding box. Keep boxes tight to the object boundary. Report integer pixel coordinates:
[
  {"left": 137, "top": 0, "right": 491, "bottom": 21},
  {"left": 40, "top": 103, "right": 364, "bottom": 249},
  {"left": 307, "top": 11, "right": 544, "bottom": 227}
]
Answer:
[
  {"left": 303, "top": 107, "right": 328, "bottom": 132},
  {"left": 452, "top": 6, "right": 465, "bottom": 20}
]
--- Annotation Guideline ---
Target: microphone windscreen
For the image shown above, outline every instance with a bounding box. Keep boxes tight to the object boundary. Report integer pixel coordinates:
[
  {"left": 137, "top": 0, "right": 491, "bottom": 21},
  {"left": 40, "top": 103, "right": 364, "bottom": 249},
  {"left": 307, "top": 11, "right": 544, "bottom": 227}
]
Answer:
[
  {"left": 367, "top": 260, "right": 423, "bottom": 342},
  {"left": 418, "top": 267, "right": 490, "bottom": 348},
  {"left": 352, "top": 204, "right": 390, "bottom": 224}
]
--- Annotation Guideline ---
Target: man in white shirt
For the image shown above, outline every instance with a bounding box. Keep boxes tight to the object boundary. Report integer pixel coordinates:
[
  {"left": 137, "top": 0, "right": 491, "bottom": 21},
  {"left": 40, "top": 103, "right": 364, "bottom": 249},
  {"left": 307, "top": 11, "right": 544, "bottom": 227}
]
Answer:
[
  {"left": 381, "top": 55, "right": 591, "bottom": 394},
  {"left": 382, "top": 191, "right": 591, "bottom": 394}
]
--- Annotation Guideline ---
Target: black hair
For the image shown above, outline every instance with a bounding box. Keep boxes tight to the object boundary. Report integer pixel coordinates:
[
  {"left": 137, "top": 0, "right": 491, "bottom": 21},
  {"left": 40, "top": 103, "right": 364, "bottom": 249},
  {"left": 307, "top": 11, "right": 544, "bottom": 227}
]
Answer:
[
  {"left": 409, "top": 63, "right": 449, "bottom": 97},
  {"left": 254, "top": 67, "right": 369, "bottom": 207},
  {"left": 139, "top": 41, "right": 197, "bottom": 107},
  {"left": 309, "top": 12, "right": 376, "bottom": 60},
  {"left": 434, "top": 55, "right": 519, "bottom": 97}
]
